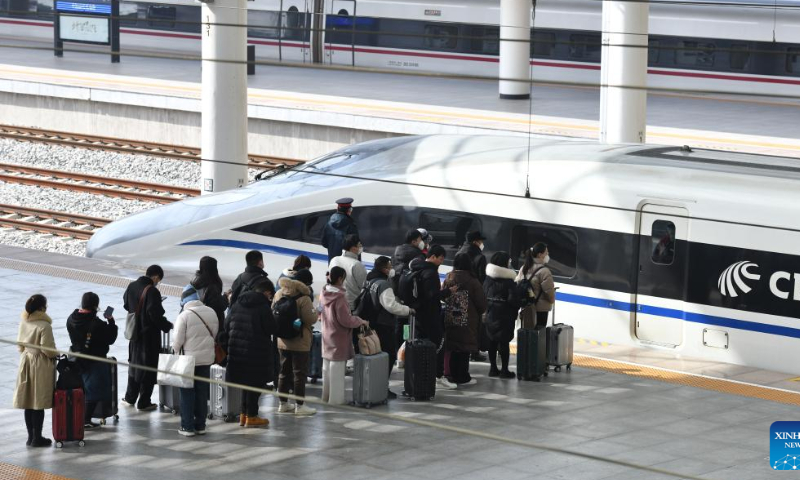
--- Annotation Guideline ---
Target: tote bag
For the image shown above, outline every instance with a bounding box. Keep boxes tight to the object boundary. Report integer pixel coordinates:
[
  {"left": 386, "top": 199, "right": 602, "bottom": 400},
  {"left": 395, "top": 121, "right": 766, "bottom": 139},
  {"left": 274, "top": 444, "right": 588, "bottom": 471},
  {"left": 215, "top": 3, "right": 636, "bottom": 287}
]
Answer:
[{"left": 157, "top": 351, "right": 195, "bottom": 389}]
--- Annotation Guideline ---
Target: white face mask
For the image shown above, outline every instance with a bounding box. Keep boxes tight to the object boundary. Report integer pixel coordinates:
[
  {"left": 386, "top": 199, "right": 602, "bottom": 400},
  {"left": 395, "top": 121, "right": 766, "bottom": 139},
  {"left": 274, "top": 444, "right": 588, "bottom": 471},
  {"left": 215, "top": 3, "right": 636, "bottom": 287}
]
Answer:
[
  {"left": 357, "top": 246, "right": 364, "bottom": 255},
  {"left": 417, "top": 240, "right": 425, "bottom": 250},
  {"left": 544, "top": 255, "right": 550, "bottom": 264},
  {"left": 479, "top": 243, "right": 485, "bottom": 252},
  {"left": 507, "top": 260, "right": 513, "bottom": 268},
  {"left": 388, "top": 269, "right": 396, "bottom": 279}
]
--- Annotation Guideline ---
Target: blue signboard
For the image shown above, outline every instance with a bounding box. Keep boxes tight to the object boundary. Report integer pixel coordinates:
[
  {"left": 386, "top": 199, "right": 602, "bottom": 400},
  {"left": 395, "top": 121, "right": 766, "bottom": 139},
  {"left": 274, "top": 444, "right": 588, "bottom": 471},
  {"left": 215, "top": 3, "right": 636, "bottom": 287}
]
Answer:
[{"left": 55, "top": 1, "right": 112, "bottom": 14}]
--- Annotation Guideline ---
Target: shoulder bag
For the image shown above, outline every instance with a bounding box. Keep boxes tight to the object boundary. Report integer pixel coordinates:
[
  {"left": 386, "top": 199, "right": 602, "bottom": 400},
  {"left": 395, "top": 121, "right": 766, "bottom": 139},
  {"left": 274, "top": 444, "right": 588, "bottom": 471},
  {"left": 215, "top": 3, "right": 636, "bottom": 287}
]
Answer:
[
  {"left": 188, "top": 309, "right": 226, "bottom": 364},
  {"left": 124, "top": 285, "right": 151, "bottom": 341}
]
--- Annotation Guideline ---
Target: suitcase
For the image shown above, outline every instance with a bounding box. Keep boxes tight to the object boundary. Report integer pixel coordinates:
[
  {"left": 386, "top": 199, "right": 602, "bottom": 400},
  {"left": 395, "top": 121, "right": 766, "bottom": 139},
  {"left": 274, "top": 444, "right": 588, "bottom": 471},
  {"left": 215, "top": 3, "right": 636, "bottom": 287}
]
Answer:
[
  {"left": 402, "top": 315, "right": 437, "bottom": 401},
  {"left": 308, "top": 331, "right": 322, "bottom": 383},
  {"left": 516, "top": 327, "right": 548, "bottom": 381},
  {"left": 352, "top": 352, "right": 389, "bottom": 408},
  {"left": 546, "top": 324, "right": 574, "bottom": 372},
  {"left": 208, "top": 364, "right": 242, "bottom": 422},
  {"left": 90, "top": 357, "right": 119, "bottom": 425},
  {"left": 158, "top": 332, "right": 180, "bottom": 414},
  {"left": 53, "top": 388, "right": 86, "bottom": 448}
]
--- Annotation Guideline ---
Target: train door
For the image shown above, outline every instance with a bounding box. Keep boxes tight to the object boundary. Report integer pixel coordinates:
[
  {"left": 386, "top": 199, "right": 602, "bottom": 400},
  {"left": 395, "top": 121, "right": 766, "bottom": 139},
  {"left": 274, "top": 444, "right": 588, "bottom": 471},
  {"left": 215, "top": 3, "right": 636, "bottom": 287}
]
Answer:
[
  {"left": 635, "top": 204, "right": 689, "bottom": 346},
  {"left": 324, "top": 0, "right": 355, "bottom": 65},
  {"left": 283, "top": 0, "right": 312, "bottom": 63}
]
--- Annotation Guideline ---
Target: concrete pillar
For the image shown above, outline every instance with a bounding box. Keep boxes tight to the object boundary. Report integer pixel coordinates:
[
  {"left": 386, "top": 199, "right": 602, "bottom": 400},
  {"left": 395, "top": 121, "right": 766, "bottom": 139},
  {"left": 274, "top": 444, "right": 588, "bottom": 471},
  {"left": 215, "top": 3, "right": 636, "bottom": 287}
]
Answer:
[
  {"left": 200, "top": 0, "right": 249, "bottom": 193},
  {"left": 499, "top": 0, "right": 531, "bottom": 100},
  {"left": 599, "top": 0, "right": 649, "bottom": 144}
]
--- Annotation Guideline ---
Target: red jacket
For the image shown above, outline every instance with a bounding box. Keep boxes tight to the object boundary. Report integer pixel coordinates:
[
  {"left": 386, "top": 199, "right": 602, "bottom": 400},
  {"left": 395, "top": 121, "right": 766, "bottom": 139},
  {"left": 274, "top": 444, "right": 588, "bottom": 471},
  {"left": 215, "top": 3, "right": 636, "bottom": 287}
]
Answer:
[{"left": 319, "top": 285, "right": 365, "bottom": 361}]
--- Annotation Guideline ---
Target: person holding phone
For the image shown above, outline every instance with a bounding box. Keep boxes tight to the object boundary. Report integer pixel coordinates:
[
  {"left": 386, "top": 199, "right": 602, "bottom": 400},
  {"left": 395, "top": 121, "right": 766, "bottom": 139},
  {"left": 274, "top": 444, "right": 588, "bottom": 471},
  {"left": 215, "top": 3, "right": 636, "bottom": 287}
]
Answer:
[{"left": 66, "top": 292, "right": 119, "bottom": 429}]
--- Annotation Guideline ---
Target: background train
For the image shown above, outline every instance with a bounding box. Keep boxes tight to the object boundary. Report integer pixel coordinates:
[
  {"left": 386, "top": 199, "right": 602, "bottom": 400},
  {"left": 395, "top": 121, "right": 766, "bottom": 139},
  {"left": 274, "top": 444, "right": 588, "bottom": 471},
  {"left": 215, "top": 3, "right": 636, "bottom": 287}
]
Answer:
[
  {"left": 86, "top": 135, "right": 800, "bottom": 375},
  {"left": 2, "top": 0, "right": 800, "bottom": 96}
]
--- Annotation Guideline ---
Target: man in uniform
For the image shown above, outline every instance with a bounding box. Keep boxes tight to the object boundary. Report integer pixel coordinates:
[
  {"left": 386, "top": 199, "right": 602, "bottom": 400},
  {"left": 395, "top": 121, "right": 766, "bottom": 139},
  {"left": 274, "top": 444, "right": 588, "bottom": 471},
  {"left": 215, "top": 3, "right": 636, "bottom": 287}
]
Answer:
[{"left": 322, "top": 198, "right": 359, "bottom": 263}]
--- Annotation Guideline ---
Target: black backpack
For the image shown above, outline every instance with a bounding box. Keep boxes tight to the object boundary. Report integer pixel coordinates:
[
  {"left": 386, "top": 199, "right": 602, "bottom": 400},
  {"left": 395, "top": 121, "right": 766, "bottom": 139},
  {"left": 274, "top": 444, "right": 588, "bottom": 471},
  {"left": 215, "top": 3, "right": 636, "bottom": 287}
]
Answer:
[
  {"left": 397, "top": 269, "right": 422, "bottom": 310},
  {"left": 353, "top": 282, "right": 380, "bottom": 323},
  {"left": 272, "top": 294, "right": 303, "bottom": 339}
]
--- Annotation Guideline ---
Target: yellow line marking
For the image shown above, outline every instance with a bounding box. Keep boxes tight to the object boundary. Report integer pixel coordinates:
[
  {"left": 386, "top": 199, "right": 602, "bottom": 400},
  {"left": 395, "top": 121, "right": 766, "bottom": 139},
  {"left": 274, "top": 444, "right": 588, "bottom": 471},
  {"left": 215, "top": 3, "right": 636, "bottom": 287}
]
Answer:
[{"left": 0, "top": 462, "right": 77, "bottom": 480}]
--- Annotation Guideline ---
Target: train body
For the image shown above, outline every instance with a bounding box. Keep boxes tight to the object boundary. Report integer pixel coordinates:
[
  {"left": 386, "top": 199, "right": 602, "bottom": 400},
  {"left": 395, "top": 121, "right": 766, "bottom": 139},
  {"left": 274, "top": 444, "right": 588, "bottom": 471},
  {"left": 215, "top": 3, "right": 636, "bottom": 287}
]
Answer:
[
  {"left": 87, "top": 135, "right": 800, "bottom": 375},
  {"left": 2, "top": 0, "right": 800, "bottom": 95}
]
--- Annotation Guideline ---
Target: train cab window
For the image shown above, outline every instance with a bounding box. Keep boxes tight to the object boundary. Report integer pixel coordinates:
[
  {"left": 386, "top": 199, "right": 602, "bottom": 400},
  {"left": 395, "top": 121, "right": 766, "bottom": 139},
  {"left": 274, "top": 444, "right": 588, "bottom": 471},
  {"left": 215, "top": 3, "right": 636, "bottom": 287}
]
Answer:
[
  {"left": 423, "top": 24, "right": 458, "bottom": 50},
  {"left": 469, "top": 27, "right": 499, "bottom": 55},
  {"left": 531, "top": 32, "right": 555, "bottom": 57},
  {"left": 235, "top": 215, "right": 303, "bottom": 241},
  {"left": 569, "top": 34, "right": 601, "bottom": 61},
  {"left": 787, "top": 48, "right": 800, "bottom": 74},
  {"left": 248, "top": 10, "right": 281, "bottom": 39},
  {"left": 147, "top": 5, "right": 176, "bottom": 29},
  {"left": 648, "top": 39, "right": 660, "bottom": 65},
  {"left": 650, "top": 220, "right": 675, "bottom": 265},
  {"left": 303, "top": 212, "right": 329, "bottom": 243},
  {"left": 676, "top": 41, "right": 715, "bottom": 67},
  {"left": 511, "top": 225, "right": 577, "bottom": 278},
  {"left": 730, "top": 43, "right": 750, "bottom": 70},
  {"left": 419, "top": 211, "right": 478, "bottom": 261}
]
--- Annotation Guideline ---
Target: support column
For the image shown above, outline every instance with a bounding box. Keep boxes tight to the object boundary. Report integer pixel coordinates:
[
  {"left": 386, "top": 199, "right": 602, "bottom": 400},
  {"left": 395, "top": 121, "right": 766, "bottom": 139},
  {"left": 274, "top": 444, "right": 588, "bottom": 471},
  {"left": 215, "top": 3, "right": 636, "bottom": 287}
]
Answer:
[
  {"left": 201, "top": 0, "right": 248, "bottom": 194},
  {"left": 599, "top": 0, "right": 649, "bottom": 144},
  {"left": 499, "top": 0, "right": 531, "bottom": 100}
]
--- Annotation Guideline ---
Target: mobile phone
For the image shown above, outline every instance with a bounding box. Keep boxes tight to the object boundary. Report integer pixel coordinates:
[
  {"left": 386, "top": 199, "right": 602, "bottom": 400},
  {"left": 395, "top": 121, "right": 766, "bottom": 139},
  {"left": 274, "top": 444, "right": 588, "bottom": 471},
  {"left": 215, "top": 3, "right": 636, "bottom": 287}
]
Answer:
[
  {"left": 103, "top": 306, "right": 114, "bottom": 319},
  {"left": 161, "top": 296, "right": 167, "bottom": 302}
]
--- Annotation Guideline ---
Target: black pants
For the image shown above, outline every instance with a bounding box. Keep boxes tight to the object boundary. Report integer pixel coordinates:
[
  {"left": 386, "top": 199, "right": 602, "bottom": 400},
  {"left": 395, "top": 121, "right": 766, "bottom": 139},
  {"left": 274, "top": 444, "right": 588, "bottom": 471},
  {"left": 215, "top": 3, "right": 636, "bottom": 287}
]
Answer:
[
  {"left": 24, "top": 409, "right": 45, "bottom": 436},
  {"left": 124, "top": 375, "right": 155, "bottom": 409},
  {"left": 488, "top": 340, "right": 510, "bottom": 371},
  {"left": 85, "top": 402, "right": 97, "bottom": 423},
  {"left": 373, "top": 323, "right": 398, "bottom": 377},
  {"left": 536, "top": 311, "right": 549, "bottom": 329},
  {"left": 241, "top": 390, "right": 261, "bottom": 417},
  {"left": 278, "top": 350, "right": 309, "bottom": 405},
  {"left": 448, "top": 351, "right": 471, "bottom": 384}
]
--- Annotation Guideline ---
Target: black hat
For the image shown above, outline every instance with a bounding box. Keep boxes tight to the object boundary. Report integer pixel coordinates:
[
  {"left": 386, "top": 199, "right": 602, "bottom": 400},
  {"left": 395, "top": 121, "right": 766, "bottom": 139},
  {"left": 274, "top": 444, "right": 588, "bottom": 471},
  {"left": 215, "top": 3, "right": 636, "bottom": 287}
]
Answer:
[
  {"left": 336, "top": 197, "right": 354, "bottom": 207},
  {"left": 466, "top": 231, "right": 486, "bottom": 243},
  {"left": 293, "top": 268, "right": 313, "bottom": 286}
]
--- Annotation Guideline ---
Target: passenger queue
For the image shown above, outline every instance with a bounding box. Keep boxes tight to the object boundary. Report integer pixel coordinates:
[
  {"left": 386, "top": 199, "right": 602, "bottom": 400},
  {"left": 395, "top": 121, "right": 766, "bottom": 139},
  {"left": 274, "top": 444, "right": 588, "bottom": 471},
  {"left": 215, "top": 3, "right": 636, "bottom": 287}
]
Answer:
[{"left": 12, "top": 197, "right": 557, "bottom": 445}]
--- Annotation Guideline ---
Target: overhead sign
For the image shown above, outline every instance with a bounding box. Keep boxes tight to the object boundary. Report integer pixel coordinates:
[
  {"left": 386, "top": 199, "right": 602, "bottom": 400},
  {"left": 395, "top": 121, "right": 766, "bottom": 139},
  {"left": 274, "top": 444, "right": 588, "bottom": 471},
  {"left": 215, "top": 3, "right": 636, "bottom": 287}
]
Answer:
[
  {"left": 58, "top": 15, "right": 110, "bottom": 44},
  {"left": 55, "top": 1, "right": 112, "bottom": 14}
]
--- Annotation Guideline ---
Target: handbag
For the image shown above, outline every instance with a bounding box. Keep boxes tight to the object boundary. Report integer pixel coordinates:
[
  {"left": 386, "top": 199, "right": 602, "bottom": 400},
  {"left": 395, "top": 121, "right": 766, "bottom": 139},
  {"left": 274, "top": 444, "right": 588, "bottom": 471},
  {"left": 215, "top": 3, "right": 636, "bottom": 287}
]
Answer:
[
  {"left": 125, "top": 285, "right": 151, "bottom": 341},
  {"left": 188, "top": 309, "right": 226, "bottom": 364},
  {"left": 157, "top": 349, "right": 195, "bottom": 389},
  {"left": 357, "top": 325, "right": 382, "bottom": 356},
  {"left": 444, "top": 290, "right": 470, "bottom": 327}
]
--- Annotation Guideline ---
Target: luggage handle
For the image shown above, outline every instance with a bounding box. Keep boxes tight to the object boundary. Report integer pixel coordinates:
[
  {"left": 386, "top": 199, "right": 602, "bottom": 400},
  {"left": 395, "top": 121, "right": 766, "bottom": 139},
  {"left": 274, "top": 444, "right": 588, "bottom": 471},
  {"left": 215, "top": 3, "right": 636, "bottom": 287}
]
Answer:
[
  {"left": 549, "top": 287, "right": 559, "bottom": 328},
  {"left": 409, "top": 314, "right": 416, "bottom": 341}
]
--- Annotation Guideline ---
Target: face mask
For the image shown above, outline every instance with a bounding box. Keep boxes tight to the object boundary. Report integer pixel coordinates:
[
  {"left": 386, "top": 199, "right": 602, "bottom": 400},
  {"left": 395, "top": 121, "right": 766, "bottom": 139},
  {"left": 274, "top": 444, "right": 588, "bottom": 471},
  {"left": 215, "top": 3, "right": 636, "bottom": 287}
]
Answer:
[
  {"left": 544, "top": 255, "right": 550, "bottom": 264},
  {"left": 388, "top": 269, "right": 396, "bottom": 279},
  {"left": 507, "top": 260, "right": 513, "bottom": 268},
  {"left": 417, "top": 240, "right": 425, "bottom": 250},
  {"left": 479, "top": 243, "right": 485, "bottom": 252},
  {"left": 357, "top": 246, "right": 364, "bottom": 255}
]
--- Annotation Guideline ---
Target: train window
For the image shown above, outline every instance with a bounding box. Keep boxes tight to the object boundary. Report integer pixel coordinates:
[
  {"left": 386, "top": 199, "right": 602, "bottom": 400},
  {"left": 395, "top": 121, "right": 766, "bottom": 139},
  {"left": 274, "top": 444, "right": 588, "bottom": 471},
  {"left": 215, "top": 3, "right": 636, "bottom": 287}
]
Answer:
[
  {"left": 569, "top": 34, "right": 601, "bottom": 61},
  {"left": 787, "top": 48, "right": 800, "bottom": 74},
  {"left": 284, "top": 6, "right": 307, "bottom": 41},
  {"left": 423, "top": 24, "right": 458, "bottom": 50},
  {"left": 119, "top": 2, "right": 139, "bottom": 27},
  {"left": 730, "top": 43, "right": 750, "bottom": 70},
  {"left": 248, "top": 10, "right": 281, "bottom": 39},
  {"left": 469, "top": 27, "right": 499, "bottom": 55},
  {"left": 510, "top": 225, "right": 577, "bottom": 278},
  {"left": 648, "top": 39, "right": 660, "bottom": 65},
  {"left": 531, "top": 32, "right": 555, "bottom": 57},
  {"left": 676, "top": 41, "right": 715, "bottom": 67},
  {"left": 419, "top": 211, "right": 479, "bottom": 260},
  {"left": 650, "top": 220, "right": 675, "bottom": 265},
  {"left": 147, "top": 5, "right": 175, "bottom": 29},
  {"left": 234, "top": 215, "right": 303, "bottom": 241},
  {"left": 325, "top": 9, "right": 354, "bottom": 45}
]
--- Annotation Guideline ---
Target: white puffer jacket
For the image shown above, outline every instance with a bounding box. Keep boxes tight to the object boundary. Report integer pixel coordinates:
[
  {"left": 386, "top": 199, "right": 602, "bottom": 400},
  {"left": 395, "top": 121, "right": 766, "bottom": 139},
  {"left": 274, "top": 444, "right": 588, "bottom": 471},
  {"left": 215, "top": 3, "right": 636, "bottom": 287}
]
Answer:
[{"left": 173, "top": 300, "right": 218, "bottom": 366}]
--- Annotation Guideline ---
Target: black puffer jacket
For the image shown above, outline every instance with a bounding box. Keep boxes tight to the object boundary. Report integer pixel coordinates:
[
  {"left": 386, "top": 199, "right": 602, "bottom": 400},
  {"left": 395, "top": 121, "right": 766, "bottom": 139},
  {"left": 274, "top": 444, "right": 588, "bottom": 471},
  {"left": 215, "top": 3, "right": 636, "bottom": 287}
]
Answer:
[
  {"left": 66, "top": 309, "right": 118, "bottom": 367},
  {"left": 392, "top": 243, "right": 425, "bottom": 290},
  {"left": 483, "top": 264, "right": 523, "bottom": 343},
  {"left": 219, "top": 291, "right": 276, "bottom": 387},
  {"left": 457, "top": 243, "right": 488, "bottom": 284},
  {"left": 409, "top": 257, "right": 451, "bottom": 339},
  {"left": 230, "top": 265, "right": 274, "bottom": 306}
]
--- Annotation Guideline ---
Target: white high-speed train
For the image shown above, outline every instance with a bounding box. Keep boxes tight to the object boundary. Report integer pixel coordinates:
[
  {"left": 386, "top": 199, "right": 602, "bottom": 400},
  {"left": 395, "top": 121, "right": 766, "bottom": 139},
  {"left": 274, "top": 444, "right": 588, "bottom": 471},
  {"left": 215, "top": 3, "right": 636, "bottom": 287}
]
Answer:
[
  {"left": 3, "top": 0, "right": 800, "bottom": 95},
  {"left": 87, "top": 135, "right": 800, "bottom": 374}
]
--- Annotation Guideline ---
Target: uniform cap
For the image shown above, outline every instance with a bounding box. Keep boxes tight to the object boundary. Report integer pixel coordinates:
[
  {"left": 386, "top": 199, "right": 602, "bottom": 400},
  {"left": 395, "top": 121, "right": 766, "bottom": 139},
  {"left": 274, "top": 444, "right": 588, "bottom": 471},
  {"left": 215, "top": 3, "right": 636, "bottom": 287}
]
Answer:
[{"left": 336, "top": 197, "right": 354, "bottom": 207}]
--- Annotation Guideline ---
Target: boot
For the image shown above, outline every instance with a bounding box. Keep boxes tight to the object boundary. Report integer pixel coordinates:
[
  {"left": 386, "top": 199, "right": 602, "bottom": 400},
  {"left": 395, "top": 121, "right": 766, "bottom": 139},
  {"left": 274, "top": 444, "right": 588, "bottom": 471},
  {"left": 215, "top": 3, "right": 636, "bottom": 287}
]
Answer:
[
  {"left": 24, "top": 410, "right": 32, "bottom": 446},
  {"left": 244, "top": 416, "right": 269, "bottom": 428},
  {"left": 31, "top": 422, "right": 52, "bottom": 448},
  {"left": 239, "top": 414, "right": 247, "bottom": 427}
]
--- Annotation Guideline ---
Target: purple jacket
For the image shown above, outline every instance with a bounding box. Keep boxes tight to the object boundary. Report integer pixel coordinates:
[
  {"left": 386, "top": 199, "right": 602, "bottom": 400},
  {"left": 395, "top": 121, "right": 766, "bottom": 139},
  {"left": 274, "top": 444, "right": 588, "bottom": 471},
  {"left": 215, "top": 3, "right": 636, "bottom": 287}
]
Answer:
[{"left": 319, "top": 285, "right": 365, "bottom": 361}]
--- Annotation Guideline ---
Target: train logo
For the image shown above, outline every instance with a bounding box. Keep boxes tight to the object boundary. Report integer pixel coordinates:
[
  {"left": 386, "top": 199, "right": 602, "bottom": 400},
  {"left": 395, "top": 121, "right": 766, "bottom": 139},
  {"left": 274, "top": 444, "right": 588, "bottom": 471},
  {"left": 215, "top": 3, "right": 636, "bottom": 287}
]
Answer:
[{"left": 718, "top": 261, "right": 761, "bottom": 298}]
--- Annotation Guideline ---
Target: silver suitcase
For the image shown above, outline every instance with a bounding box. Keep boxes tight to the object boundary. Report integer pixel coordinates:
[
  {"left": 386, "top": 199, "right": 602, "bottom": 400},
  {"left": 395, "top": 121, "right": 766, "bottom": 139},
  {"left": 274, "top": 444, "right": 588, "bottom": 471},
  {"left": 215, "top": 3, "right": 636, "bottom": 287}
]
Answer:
[
  {"left": 352, "top": 353, "right": 389, "bottom": 408},
  {"left": 546, "top": 324, "right": 574, "bottom": 372},
  {"left": 209, "top": 364, "right": 242, "bottom": 422}
]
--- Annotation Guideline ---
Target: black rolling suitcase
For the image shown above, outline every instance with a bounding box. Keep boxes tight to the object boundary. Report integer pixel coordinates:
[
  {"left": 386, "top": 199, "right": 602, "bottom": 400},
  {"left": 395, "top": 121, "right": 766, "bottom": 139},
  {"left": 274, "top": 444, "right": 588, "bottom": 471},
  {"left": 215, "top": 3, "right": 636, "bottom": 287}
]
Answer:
[
  {"left": 158, "top": 332, "right": 180, "bottom": 414},
  {"left": 402, "top": 315, "right": 437, "bottom": 401},
  {"left": 90, "top": 357, "right": 119, "bottom": 425},
  {"left": 517, "top": 327, "right": 548, "bottom": 381}
]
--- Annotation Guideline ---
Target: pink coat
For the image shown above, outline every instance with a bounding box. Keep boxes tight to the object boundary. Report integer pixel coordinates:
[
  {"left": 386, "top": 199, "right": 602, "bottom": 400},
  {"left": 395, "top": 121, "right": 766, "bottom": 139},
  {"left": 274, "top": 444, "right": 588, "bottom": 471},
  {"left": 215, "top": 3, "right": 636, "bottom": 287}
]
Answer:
[{"left": 319, "top": 285, "right": 365, "bottom": 361}]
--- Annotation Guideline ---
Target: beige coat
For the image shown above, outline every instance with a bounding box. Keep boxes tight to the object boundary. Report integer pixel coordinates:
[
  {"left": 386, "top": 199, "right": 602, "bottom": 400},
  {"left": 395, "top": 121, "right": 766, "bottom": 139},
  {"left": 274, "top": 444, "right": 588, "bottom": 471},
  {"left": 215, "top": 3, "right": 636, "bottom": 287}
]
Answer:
[
  {"left": 13, "top": 310, "right": 57, "bottom": 410},
  {"left": 516, "top": 263, "right": 556, "bottom": 312},
  {"left": 273, "top": 277, "right": 318, "bottom": 352}
]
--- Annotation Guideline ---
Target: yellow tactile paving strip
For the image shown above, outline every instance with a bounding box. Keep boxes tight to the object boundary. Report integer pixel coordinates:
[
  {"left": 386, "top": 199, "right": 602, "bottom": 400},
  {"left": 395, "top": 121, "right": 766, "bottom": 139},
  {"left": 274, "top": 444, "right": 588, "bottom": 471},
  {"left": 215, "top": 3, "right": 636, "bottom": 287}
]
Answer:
[
  {"left": 0, "top": 463, "right": 76, "bottom": 480},
  {"left": 574, "top": 354, "right": 800, "bottom": 407}
]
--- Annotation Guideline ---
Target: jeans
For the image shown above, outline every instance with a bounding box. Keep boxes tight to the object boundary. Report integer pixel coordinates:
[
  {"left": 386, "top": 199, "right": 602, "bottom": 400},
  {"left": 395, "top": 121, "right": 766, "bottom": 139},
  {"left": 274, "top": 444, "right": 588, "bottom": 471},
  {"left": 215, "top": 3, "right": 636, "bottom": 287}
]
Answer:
[
  {"left": 124, "top": 375, "right": 155, "bottom": 409},
  {"left": 278, "top": 350, "right": 309, "bottom": 405},
  {"left": 179, "top": 365, "right": 210, "bottom": 432}
]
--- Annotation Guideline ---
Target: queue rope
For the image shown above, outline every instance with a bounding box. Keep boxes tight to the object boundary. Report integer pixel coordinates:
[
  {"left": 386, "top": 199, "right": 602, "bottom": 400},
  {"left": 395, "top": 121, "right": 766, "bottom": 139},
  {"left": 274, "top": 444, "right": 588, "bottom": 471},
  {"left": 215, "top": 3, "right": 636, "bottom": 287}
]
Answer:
[{"left": 0, "top": 336, "right": 707, "bottom": 480}]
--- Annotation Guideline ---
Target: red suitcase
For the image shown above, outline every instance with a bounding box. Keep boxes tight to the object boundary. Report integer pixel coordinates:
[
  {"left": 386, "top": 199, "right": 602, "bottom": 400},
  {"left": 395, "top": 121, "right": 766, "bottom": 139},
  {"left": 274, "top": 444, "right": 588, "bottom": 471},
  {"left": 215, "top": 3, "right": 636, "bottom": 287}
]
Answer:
[{"left": 53, "top": 388, "right": 85, "bottom": 448}]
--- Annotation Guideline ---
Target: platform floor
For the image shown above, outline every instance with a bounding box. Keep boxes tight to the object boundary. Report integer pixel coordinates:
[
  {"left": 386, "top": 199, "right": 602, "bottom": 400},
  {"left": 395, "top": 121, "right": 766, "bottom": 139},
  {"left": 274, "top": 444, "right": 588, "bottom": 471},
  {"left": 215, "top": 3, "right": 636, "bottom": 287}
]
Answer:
[
  {"left": 0, "top": 247, "right": 790, "bottom": 480},
  {"left": 1, "top": 37, "right": 800, "bottom": 158}
]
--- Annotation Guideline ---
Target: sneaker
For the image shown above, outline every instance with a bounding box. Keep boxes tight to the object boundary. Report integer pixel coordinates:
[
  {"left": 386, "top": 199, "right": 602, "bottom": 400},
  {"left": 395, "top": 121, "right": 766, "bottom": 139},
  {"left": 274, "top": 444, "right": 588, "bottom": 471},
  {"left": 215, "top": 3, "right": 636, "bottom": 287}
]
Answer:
[
  {"left": 387, "top": 389, "right": 398, "bottom": 400},
  {"left": 437, "top": 377, "right": 458, "bottom": 390},
  {"left": 137, "top": 403, "right": 158, "bottom": 411},
  {"left": 500, "top": 370, "right": 516, "bottom": 379},
  {"left": 195, "top": 428, "right": 206, "bottom": 435},
  {"left": 294, "top": 404, "right": 317, "bottom": 416},
  {"left": 121, "top": 397, "right": 135, "bottom": 407},
  {"left": 244, "top": 416, "right": 270, "bottom": 428},
  {"left": 462, "top": 378, "right": 478, "bottom": 386},
  {"left": 178, "top": 428, "right": 195, "bottom": 437},
  {"left": 84, "top": 422, "right": 100, "bottom": 430},
  {"left": 277, "top": 403, "right": 295, "bottom": 414},
  {"left": 488, "top": 368, "right": 500, "bottom": 377}
]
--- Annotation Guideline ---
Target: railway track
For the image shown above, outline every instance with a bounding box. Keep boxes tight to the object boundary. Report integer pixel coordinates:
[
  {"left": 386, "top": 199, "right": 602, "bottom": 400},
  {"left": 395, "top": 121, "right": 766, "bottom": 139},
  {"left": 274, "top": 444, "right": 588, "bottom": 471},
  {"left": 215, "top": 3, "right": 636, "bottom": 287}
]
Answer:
[
  {"left": 0, "top": 125, "right": 304, "bottom": 169},
  {"left": 0, "top": 204, "right": 110, "bottom": 240},
  {"left": 0, "top": 162, "right": 198, "bottom": 203}
]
